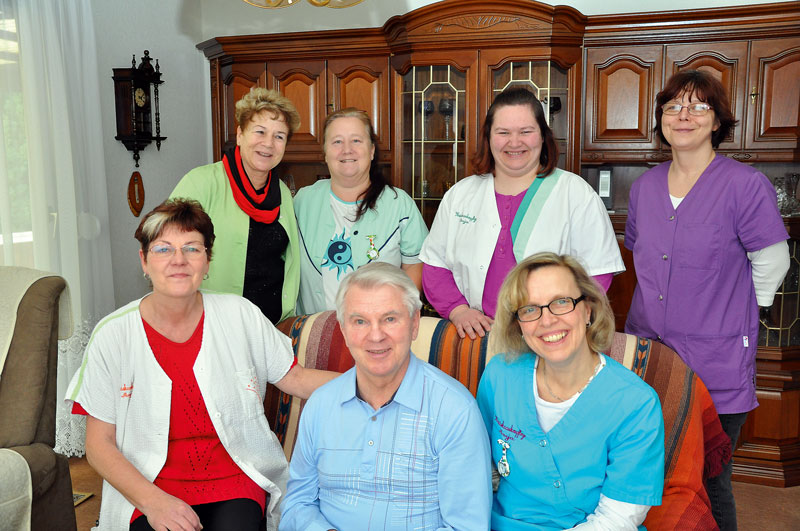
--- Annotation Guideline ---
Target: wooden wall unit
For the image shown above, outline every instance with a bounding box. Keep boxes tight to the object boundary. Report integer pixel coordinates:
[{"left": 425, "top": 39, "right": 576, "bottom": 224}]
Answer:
[{"left": 582, "top": 4, "right": 800, "bottom": 165}]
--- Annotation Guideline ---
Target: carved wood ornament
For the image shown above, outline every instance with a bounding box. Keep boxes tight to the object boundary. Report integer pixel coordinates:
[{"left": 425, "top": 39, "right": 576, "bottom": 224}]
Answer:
[{"left": 127, "top": 171, "right": 145, "bottom": 217}]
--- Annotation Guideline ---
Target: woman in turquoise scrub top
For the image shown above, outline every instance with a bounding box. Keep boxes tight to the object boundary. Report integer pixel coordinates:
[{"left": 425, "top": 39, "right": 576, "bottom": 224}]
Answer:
[{"left": 477, "top": 252, "right": 664, "bottom": 531}]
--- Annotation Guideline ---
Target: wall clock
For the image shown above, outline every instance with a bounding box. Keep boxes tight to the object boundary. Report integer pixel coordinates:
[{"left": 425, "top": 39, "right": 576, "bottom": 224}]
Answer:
[{"left": 112, "top": 50, "right": 166, "bottom": 167}]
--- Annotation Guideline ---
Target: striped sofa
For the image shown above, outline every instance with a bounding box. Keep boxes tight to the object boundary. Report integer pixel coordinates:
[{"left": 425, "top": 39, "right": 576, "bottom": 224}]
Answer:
[{"left": 269, "top": 311, "right": 729, "bottom": 531}]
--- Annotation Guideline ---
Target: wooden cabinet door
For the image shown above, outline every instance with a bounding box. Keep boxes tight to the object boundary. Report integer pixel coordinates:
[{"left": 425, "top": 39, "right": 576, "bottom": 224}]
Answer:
[
  {"left": 218, "top": 62, "right": 267, "bottom": 155},
  {"left": 665, "top": 41, "right": 749, "bottom": 151},
  {"left": 584, "top": 46, "right": 663, "bottom": 161},
  {"left": 327, "top": 57, "right": 392, "bottom": 158},
  {"left": 266, "top": 60, "right": 327, "bottom": 161},
  {"left": 745, "top": 38, "right": 800, "bottom": 153}
]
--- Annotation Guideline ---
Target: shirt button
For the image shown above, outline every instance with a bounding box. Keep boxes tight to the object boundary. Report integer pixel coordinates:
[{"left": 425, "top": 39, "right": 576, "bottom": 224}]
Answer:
[
  {"left": 669, "top": 215, "right": 675, "bottom": 221},
  {"left": 368, "top": 440, "right": 374, "bottom": 446},
  {"left": 662, "top": 254, "right": 668, "bottom": 260},
  {"left": 214, "top": 412, "right": 221, "bottom": 419},
  {"left": 371, "top": 416, "right": 377, "bottom": 421},
  {"left": 554, "top": 480, "right": 562, "bottom": 488},
  {"left": 658, "top": 295, "right": 664, "bottom": 301},
  {"left": 539, "top": 439, "right": 548, "bottom": 447}
]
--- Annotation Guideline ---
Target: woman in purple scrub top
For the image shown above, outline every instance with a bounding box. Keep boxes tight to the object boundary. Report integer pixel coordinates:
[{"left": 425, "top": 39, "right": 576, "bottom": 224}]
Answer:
[{"left": 624, "top": 70, "right": 790, "bottom": 531}]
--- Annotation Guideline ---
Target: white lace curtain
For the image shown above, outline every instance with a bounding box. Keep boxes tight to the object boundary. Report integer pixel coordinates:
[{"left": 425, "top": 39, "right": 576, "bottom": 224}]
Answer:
[{"left": 0, "top": 0, "right": 115, "bottom": 456}]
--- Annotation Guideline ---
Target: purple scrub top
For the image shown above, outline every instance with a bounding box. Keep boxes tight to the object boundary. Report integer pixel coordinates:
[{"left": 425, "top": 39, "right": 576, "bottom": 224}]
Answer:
[{"left": 624, "top": 155, "right": 788, "bottom": 414}]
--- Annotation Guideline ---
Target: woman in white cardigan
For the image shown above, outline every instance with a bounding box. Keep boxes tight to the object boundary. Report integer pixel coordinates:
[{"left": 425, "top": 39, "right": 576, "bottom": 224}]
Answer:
[{"left": 66, "top": 199, "right": 334, "bottom": 531}]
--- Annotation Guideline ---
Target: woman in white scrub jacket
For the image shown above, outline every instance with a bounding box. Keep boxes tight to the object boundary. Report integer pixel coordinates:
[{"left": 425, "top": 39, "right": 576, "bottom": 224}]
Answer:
[
  {"left": 420, "top": 88, "right": 623, "bottom": 339},
  {"left": 65, "top": 199, "right": 334, "bottom": 531}
]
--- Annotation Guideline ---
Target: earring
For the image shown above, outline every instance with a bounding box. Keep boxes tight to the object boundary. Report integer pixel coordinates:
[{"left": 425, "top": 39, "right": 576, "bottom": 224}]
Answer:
[
  {"left": 143, "top": 273, "right": 150, "bottom": 280},
  {"left": 204, "top": 273, "right": 209, "bottom": 280}
]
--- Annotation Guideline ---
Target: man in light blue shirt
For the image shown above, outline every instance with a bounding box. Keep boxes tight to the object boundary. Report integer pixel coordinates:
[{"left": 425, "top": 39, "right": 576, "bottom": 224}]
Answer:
[{"left": 279, "top": 262, "right": 492, "bottom": 531}]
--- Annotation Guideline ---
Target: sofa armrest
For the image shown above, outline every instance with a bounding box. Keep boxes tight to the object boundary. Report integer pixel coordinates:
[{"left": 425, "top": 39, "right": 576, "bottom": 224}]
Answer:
[{"left": 8, "top": 443, "right": 57, "bottom": 499}]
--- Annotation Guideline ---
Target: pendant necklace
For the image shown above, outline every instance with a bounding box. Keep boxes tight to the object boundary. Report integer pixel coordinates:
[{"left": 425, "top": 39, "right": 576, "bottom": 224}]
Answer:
[{"left": 540, "top": 357, "right": 601, "bottom": 402}]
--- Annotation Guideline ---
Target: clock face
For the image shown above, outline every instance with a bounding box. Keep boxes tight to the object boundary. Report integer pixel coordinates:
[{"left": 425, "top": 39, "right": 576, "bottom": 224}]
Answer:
[{"left": 134, "top": 88, "right": 147, "bottom": 107}]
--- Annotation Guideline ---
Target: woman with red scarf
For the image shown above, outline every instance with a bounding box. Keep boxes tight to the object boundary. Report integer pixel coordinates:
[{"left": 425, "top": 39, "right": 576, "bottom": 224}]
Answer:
[{"left": 172, "top": 88, "right": 300, "bottom": 324}]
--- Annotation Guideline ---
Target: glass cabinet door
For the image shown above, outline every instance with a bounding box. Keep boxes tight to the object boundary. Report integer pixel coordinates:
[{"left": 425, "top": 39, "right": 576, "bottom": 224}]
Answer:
[
  {"left": 400, "top": 65, "right": 467, "bottom": 227},
  {"left": 491, "top": 61, "right": 570, "bottom": 169}
]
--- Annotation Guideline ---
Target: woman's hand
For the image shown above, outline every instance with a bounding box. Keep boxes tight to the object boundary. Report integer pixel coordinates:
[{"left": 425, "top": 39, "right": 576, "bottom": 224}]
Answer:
[
  {"left": 142, "top": 490, "right": 202, "bottom": 531},
  {"left": 449, "top": 304, "right": 493, "bottom": 339},
  {"left": 85, "top": 416, "right": 202, "bottom": 530}
]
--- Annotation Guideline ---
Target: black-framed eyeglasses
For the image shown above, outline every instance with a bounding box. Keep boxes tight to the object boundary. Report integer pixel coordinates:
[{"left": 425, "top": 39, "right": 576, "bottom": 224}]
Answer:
[
  {"left": 515, "top": 295, "right": 586, "bottom": 322},
  {"left": 661, "top": 102, "right": 712, "bottom": 116}
]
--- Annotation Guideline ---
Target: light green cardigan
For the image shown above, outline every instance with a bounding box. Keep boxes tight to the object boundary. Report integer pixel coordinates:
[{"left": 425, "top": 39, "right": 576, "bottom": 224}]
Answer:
[{"left": 170, "top": 161, "right": 300, "bottom": 322}]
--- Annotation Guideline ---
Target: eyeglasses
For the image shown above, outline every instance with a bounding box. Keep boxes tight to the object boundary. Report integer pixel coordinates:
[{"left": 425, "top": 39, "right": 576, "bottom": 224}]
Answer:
[
  {"left": 148, "top": 243, "right": 206, "bottom": 260},
  {"left": 661, "top": 102, "right": 713, "bottom": 116},
  {"left": 515, "top": 295, "right": 586, "bottom": 322}
]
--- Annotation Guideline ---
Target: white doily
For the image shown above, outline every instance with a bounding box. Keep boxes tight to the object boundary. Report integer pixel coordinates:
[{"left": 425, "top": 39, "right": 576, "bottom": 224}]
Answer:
[{"left": 55, "top": 320, "right": 93, "bottom": 457}]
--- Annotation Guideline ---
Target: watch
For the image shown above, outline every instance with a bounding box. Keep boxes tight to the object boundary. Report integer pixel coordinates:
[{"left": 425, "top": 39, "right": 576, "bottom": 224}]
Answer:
[{"left": 134, "top": 87, "right": 147, "bottom": 107}]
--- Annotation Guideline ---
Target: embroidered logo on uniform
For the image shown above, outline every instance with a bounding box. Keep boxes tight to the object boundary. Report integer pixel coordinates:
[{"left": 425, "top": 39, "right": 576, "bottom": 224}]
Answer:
[
  {"left": 495, "top": 415, "right": 526, "bottom": 441},
  {"left": 245, "top": 374, "right": 260, "bottom": 398},
  {"left": 322, "top": 228, "right": 355, "bottom": 279},
  {"left": 455, "top": 211, "right": 477, "bottom": 224},
  {"left": 120, "top": 383, "right": 133, "bottom": 399}
]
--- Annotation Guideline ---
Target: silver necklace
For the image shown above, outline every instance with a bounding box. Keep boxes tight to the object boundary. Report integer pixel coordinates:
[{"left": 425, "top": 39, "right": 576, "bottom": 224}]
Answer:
[{"left": 540, "top": 357, "right": 601, "bottom": 402}]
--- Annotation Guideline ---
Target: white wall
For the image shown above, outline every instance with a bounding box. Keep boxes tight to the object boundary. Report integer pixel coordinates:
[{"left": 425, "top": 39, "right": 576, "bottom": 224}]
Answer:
[
  {"left": 92, "top": 0, "right": 211, "bottom": 306},
  {"left": 199, "top": 0, "right": 798, "bottom": 40}
]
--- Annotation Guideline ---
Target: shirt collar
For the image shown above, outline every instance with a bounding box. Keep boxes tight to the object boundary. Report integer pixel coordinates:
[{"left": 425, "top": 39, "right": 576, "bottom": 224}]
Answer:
[{"left": 337, "top": 353, "right": 424, "bottom": 413}]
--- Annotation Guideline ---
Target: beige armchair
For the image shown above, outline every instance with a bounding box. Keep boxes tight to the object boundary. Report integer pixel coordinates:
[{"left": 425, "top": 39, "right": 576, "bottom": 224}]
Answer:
[{"left": 0, "top": 270, "right": 77, "bottom": 531}]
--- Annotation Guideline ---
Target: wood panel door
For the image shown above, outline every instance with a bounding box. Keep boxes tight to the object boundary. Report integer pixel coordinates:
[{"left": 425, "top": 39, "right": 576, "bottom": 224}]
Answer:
[
  {"left": 218, "top": 62, "right": 267, "bottom": 155},
  {"left": 745, "top": 38, "right": 800, "bottom": 153},
  {"left": 327, "top": 57, "right": 392, "bottom": 159},
  {"left": 584, "top": 46, "right": 663, "bottom": 162},
  {"left": 267, "top": 60, "right": 327, "bottom": 161},
  {"left": 665, "top": 41, "right": 749, "bottom": 152}
]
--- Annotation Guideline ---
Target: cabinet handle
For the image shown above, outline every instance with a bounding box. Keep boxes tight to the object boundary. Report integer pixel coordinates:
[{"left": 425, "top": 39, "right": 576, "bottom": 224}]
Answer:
[
  {"left": 750, "top": 87, "right": 759, "bottom": 104},
  {"left": 732, "top": 152, "right": 752, "bottom": 160}
]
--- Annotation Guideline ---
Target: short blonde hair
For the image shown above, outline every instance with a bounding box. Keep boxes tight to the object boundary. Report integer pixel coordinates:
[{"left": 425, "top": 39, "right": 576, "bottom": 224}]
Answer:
[
  {"left": 493, "top": 252, "right": 615, "bottom": 360},
  {"left": 235, "top": 88, "right": 301, "bottom": 136}
]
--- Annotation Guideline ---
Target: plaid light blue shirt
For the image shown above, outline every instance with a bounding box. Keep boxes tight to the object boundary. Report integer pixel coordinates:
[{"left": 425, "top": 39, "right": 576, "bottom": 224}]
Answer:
[{"left": 279, "top": 354, "right": 492, "bottom": 531}]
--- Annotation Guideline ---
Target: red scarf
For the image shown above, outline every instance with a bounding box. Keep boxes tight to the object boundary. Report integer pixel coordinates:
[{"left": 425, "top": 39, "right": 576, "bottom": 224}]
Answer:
[{"left": 222, "top": 146, "right": 280, "bottom": 224}]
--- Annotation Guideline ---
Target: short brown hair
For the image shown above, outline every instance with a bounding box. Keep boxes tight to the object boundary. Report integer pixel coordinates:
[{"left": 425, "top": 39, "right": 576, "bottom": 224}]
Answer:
[
  {"left": 235, "top": 88, "right": 301, "bottom": 138},
  {"left": 655, "top": 70, "right": 737, "bottom": 149},
  {"left": 493, "top": 252, "right": 615, "bottom": 361},
  {"left": 472, "top": 87, "right": 559, "bottom": 177},
  {"left": 135, "top": 198, "right": 215, "bottom": 260}
]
